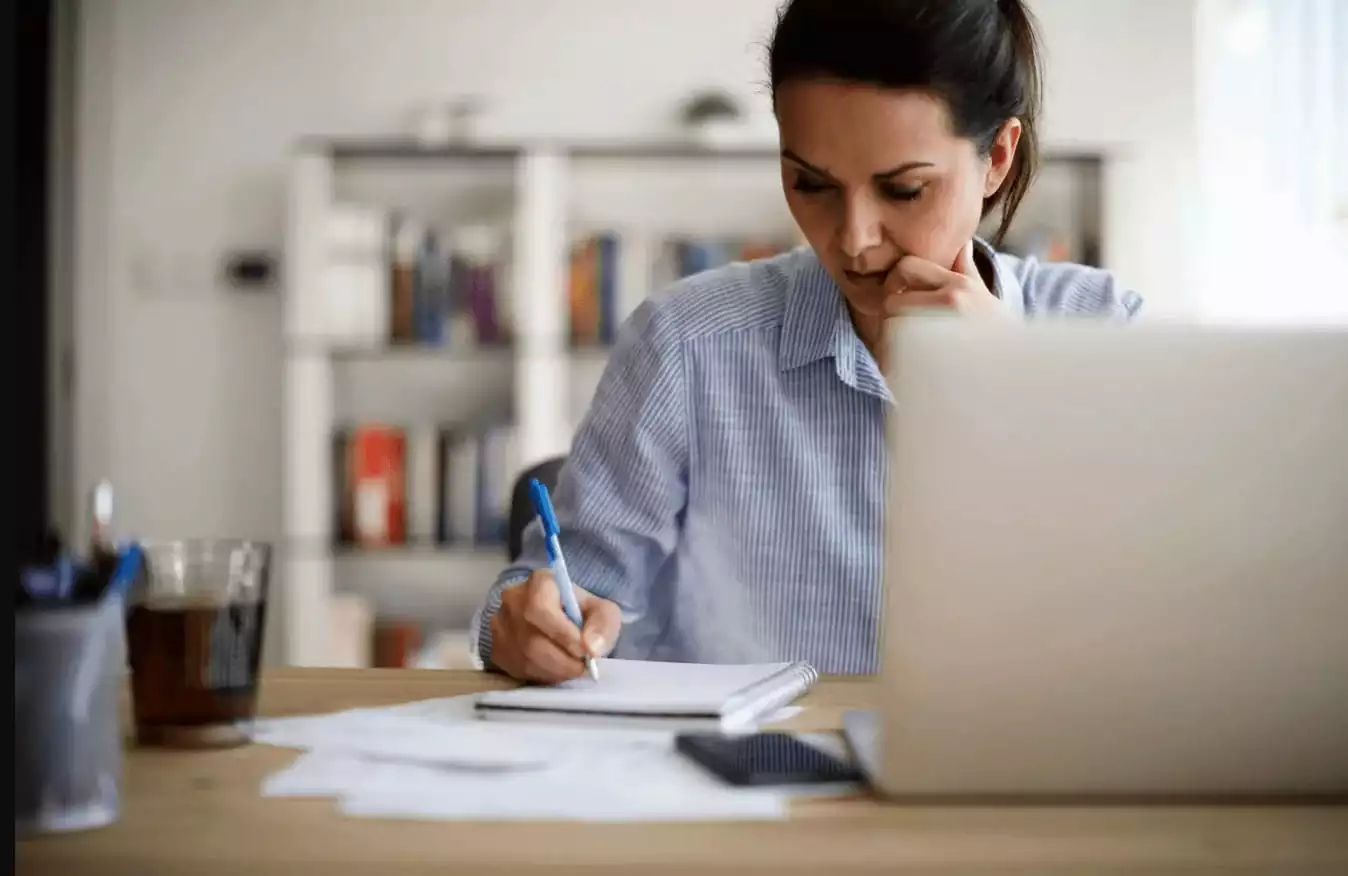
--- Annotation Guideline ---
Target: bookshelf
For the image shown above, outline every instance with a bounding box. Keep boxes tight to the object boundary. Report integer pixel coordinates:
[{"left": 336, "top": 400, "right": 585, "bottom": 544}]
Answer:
[
  {"left": 979, "top": 153, "right": 1105, "bottom": 266},
  {"left": 282, "top": 138, "right": 1105, "bottom": 667},
  {"left": 281, "top": 139, "right": 795, "bottom": 667}
]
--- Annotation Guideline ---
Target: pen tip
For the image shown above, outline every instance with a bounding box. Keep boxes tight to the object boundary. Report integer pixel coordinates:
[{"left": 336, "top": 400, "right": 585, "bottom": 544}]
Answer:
[{"left": 587, "top": 657, "right": 600, "bottom": 682}]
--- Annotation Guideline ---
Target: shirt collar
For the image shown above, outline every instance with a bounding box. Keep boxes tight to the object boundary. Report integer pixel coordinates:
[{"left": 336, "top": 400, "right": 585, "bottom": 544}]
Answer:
[
  {"left": 982, "top": 238, "right": 1026, "bottom": 317},
  {"left": 779, "top": 238, "right": 1024, "bottom": 376},
  {"left": 779, "top": 248, "right": 851, "bottom": 373}
]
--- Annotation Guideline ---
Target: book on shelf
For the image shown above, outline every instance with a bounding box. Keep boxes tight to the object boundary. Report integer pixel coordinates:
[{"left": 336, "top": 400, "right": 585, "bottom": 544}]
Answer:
[
  {"left": 340, "top": 425, "right": 406, "bottom": 548},
  {"left": 324, "top": 204, "right": 390, "bottom": 348},
  {"left": 323, "top": 203, "right": 513, "bottom": 350},
  {"left": 436, "top": 422, "right": 517, "bottom": 547},
  {"left": 405, "top": 424, "right": 440, "bottom": 544},
  {"left": 473, "top": 423, "right": 518, "bottom": 546},
  {"left": 388, "top": 215, "right": 422, "bottom": 342},
  {"left": 438, "top": 429, "right": 479, "bottom": 547},
  {"left": 995, "top": 227, "right": 1099, "bottom": 267},
  {"left": 452, "top": 225, "right": 509, "bottom": 347},
  {"left": 329, "top": 594, "right": 374, "bottom": 669},
  {"left": 373, "top": 620, "right": 424, "bottom": 668},
  {"left": 665, "top": 236, "right": 787, "bottom": 279},
  {"left": 334, "top": 421, "right": 519, "bottom": 552},
  {"left": 567, "top": 233, "right": 611, "bottom": 347},
  {"left": 328, "top": 603, "right": 426, "bottom": 669},
  {"left": 566, "top": 230, "right": 794, "bottom": 347}
]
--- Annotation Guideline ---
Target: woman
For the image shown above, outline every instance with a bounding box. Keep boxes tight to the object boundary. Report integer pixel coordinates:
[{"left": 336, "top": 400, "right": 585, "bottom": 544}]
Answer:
[{"left": 473, "top": 0, "right": 1142, "bottom": 682}]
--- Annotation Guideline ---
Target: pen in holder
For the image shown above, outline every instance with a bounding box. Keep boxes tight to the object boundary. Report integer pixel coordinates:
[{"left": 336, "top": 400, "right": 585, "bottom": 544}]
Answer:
[
  {"left": 15, "top": 487, "right": 143, "bottom": 837},
  {"left": 15, "top": 585, "right": 129, "bottom": 836}
]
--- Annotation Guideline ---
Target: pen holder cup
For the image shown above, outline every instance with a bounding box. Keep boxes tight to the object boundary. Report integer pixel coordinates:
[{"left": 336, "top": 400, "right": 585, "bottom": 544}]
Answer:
[{"left": 15, "top": 596, "right": 127, "bottom": 837}]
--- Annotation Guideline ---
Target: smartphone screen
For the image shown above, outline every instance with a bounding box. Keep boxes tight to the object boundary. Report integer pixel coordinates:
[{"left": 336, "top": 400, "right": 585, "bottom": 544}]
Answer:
[{"left": 675, "top": 732, "right": 864, "bottom": 786}]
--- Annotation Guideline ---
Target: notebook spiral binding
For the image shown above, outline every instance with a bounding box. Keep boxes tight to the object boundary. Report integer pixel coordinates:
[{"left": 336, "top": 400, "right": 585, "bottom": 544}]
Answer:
[{"left": 720, "top": 661, "right": 820, "bottom": 730}]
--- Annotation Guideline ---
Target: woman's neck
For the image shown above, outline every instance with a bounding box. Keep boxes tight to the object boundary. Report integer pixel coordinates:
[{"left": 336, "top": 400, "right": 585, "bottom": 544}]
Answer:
[{"left": 850, "top": 310, "right": 887, "bottom": 373}]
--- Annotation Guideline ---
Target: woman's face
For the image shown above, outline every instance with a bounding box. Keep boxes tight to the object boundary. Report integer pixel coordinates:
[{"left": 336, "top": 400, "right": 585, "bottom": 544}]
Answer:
[{"left": 776, "top": 79, "right": 1019, "bottom": 317}]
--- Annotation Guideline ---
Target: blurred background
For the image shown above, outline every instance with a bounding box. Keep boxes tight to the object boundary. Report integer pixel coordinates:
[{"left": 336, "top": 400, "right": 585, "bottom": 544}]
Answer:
[{"left": 14, "top": 0, "right": 1347, "bottom": 670}]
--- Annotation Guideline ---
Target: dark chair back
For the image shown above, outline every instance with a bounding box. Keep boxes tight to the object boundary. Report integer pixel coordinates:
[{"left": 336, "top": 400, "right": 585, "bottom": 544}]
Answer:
[{"left": 507, "top": 455, "right": 567, "bottom": 562}]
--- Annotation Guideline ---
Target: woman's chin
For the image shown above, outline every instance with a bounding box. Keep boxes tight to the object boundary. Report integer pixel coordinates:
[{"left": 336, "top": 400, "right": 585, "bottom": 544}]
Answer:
[{"left": 840, "top": 286, "right": 888, "bottom": 319}]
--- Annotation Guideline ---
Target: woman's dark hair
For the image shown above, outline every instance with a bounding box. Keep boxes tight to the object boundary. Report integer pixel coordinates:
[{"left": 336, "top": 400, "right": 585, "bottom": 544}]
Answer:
[{"left": 768, "top": 0, "right": 1043, "bottom": 246}]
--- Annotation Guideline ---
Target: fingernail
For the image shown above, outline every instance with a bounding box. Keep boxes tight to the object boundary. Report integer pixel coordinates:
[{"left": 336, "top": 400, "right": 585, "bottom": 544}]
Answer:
[{"left": 585, "top": 634, "right": 605, "bottom": 656}]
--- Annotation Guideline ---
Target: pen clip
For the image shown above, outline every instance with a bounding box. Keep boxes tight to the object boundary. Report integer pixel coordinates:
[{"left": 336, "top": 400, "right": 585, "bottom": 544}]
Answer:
[
  {"left": 528, "top": 479, "right": 560, "bottom": 537},
  {"left": 105, "top": 542, "right": 143, "bottom": 604}
]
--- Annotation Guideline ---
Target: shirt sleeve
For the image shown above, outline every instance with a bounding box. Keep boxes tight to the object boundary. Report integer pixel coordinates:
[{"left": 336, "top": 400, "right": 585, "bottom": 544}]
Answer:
[
  {"left": 469, "top": 295, "right": 689, "bottom": 670},
  {"left": 1014, "top": 255, "right": 1144, "bottom": 321}
]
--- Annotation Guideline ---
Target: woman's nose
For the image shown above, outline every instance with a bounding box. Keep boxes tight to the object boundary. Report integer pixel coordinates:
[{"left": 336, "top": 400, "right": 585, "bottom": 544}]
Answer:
[{"left": 838, "top": 195, "right": 884, "bottom": 259}]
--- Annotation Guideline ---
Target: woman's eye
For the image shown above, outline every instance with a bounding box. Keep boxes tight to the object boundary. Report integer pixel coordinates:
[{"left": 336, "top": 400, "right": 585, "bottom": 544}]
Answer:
[
  {"left": 881, "top": 183, "right": 924, "bottom": 202},
  {"left": 791, "top": 176, "right": 833, "bottom": 194}
]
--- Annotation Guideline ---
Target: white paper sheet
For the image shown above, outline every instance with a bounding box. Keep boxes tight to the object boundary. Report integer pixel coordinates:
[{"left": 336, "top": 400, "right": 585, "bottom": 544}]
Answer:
[
  {"left": 335, "top": 736, "right": 789, "bottom": 822},
  {"left": 254, "top": 694, "right": 820, "bottom": 822},
  {"left": 253, "top": 698, "right": 550, "bottom": 771}
]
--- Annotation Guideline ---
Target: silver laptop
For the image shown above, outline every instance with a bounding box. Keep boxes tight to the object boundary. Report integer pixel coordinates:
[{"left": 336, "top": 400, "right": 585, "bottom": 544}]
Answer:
[{"left": 848, "top": 318, "right": 1348, "bottom": 802}]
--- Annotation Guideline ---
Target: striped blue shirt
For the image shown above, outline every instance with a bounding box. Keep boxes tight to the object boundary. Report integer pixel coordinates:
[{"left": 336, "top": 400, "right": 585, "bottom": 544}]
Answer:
[{"left": 472, "top": 242, "right": 1142, "bottom": 674}]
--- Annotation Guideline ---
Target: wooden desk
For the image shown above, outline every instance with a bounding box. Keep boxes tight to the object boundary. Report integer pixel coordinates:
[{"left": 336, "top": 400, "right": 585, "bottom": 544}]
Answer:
[{"left": 16, "top": 669, "right": 1348, "bottom": 875}]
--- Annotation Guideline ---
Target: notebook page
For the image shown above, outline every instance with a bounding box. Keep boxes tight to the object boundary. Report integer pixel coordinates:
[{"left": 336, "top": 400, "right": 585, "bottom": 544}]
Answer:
[{"left": 476, "top": 659, "right": 798, "bottom": 716}]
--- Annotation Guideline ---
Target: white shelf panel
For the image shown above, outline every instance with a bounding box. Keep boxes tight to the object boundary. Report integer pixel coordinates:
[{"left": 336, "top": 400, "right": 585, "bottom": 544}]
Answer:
[
  {"left": 333, "top": 160, "right": 516, "bottom": 227},
  {"left": 332, "top": 347, "right": 515, "bottom": 426},
  {"left": 334, "top": 546, "right": 505, "bottom": 628},
  {"left": 281, "top": 553, "right": 333, "bottom": 667},
  {"left": 512, "top": 149, "right": 570, "bottom": 469}
]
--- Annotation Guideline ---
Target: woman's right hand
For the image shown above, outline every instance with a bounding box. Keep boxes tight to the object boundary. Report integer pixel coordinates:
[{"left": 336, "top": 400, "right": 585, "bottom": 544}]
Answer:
[{"left": 489, "top": 569, "right": 622, "bottom": 683}]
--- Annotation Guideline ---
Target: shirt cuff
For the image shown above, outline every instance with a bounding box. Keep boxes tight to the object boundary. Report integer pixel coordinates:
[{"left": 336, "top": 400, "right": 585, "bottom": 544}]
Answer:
[{"left": 468, "top": 570, "right": 531, "bottom": 671}]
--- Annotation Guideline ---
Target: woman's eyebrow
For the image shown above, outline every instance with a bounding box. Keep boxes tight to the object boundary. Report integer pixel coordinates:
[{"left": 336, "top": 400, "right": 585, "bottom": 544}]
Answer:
[
  {"left": 781, "top": 149, "right": 934, "bottom": 181},
  {"left": 781, "top": 149, "right": 835, "bottom": 181},
  {"left": 874, "top": 161, "right": 934, "bottom": 179}
]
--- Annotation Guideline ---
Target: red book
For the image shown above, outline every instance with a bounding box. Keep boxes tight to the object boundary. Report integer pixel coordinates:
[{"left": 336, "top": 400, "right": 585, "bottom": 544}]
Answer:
[
  {"left": 347, "top": 426, "right": 406, "bottom": 546},
  {"left": 373, "top": 621, "right": 423, "bottom": 668}
]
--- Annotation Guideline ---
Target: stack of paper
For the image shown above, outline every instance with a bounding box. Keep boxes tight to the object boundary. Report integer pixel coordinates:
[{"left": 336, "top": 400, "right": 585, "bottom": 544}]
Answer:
[{"left": 254, "top": 695, "right": 804, "bottom": 822}]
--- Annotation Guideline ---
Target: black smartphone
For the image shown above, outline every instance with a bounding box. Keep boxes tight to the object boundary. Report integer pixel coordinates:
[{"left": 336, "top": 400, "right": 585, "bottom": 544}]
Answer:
[{"left": 675, "top": 731, "right": 864, "bottom": 786}]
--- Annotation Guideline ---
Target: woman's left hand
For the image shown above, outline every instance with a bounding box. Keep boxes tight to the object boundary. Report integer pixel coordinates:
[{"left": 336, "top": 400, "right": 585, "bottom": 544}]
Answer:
[{"left": 882, "top": 240, "right": 1007, "bottom": 319}]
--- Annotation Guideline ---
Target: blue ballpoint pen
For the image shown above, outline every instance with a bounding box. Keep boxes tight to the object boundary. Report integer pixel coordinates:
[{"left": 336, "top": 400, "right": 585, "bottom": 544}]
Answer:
[{"left": 528, "top": 479, "right": 600, "bottom": 681}]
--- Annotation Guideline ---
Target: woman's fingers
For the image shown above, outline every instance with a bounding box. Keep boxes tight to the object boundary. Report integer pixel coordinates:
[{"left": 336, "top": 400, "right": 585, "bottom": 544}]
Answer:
[
  {"left": 579, "top": 594, "right": 622, "bottom": 658},
  {"left": 884, "top": 290, "right": 961, "bottom": 314},
  {"left": 894, "top": 254, "right": 962, "bottom": 291},
  {"left": 883, "top": 243, "right": 1001, "bottom": 317}
]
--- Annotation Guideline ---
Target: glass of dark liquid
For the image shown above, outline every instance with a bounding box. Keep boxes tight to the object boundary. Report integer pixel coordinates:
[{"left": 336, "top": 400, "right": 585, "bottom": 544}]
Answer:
[{"left": 126, "top": 539, "right": 271, "bottom": 748}]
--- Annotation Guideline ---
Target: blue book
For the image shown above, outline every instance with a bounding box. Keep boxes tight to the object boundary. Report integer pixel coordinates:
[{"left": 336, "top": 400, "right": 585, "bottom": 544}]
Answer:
[
  {"left": 597, "top": 233, "right": 619, "bottom": 345},
  {"left": 677, "top": 240, "right": 726, "bottom": 278},
  {"left": 413, "top": 232, "right": 447, "bottom": 345},
  {"left": 474, "top": 424, "right": 517, "bottom": 545}
]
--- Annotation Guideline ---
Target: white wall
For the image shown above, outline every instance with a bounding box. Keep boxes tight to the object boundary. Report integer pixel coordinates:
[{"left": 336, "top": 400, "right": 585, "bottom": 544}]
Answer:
[
  {"left": 72, "top": 0, "right": 1199, "bottom": 554},
  {"left": 1037, "top": 0, "right": 1200, "bottom": 314},
  {"left": 1193, "top": 0, "right": 1348, "bottom": 322}
]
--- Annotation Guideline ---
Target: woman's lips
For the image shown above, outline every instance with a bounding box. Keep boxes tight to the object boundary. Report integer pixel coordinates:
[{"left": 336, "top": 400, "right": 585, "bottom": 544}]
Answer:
[{"left": 844, "top": 268, "right": 891, "bottom": 285}]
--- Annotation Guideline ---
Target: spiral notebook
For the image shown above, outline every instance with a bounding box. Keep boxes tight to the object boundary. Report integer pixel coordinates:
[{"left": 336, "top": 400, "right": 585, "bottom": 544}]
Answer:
[{"left": 474, "top": 659, "right": 819, "bottom": 730}]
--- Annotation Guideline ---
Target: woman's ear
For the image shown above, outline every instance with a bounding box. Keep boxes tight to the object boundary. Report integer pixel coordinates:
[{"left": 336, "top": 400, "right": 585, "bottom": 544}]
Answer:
[{"left": 983, "top": 118, "right": 1023, "bottom": 198}]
